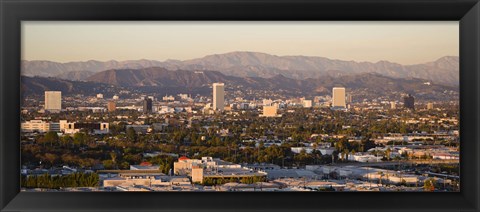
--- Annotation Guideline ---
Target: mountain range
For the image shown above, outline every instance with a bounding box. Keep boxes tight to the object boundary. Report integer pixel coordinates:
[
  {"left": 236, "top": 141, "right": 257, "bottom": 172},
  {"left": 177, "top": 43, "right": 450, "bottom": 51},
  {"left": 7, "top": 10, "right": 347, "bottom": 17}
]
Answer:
[
  {"left": 21, "top": 76, "right": 121, "bottom": 97},
  {"left": 22, "top": 68, "right": 458, "bottom": 101},
  {"left": 22, "top": 51, "right": 459, "bottom": 86}
]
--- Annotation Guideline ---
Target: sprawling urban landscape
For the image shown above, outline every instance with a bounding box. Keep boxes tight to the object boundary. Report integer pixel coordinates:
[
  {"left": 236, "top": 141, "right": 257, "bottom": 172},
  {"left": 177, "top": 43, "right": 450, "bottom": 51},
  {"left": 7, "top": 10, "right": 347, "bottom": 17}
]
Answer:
[
  {"left": 20, "top": 81, "right": 460, "bottom": 192},
  {"left": 20, "top": 21, "right": 460, "bottom": 192}
]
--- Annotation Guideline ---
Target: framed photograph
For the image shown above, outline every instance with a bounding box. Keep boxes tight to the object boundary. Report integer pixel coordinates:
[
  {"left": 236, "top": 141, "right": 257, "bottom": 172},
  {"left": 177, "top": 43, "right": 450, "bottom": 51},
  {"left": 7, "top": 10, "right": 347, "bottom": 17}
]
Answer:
[{"left": 1, "top": 0, "right": 479, "bottom": 211}]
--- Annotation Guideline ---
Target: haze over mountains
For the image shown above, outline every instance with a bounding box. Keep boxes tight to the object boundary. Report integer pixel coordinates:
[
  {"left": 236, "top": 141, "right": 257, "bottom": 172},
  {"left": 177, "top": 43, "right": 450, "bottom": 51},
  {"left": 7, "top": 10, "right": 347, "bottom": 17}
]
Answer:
[
  {"left": 22, "top": 68, "right": 457, "bottom": 102},
  {"left": 22, "top": 51, "right": 459, "bottom": 86},
  {"left": 83, "top": 67, "right": 452, "bottom": 94}
]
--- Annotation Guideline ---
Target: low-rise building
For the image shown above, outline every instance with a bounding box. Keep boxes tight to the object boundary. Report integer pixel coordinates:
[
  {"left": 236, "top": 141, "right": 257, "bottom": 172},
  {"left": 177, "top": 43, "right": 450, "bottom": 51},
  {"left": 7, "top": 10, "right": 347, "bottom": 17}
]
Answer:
[
  {"left": 431, "top": 152, "right": 459, "bottom": 160},
  {"left": 21, "top": 120, "right": 58, "bottom": 133},
  {"left": 260, "top": 105, "right": 281, "bottom": 117},
  {"left": 130, "top": 162, "right": 160, "bottom": 170},
  {"left": 290, "top": 147, "right": 335, "bottom": 155},
  {"left": 341, "top": 153, "right": 382, "bottom": 162},
  {"left": 126, "top": 125, "right": 151, "bottom": 134},
  {"left": 173, "top": 156, "right": 266, "bottom": 184},
  {"left": 103, "top": 173, "right": 190, "bottom": 188},
  {"left": 60, "top": 120, "right": 109, "bottom": 134},
  {"left": 315, "top": 165, "right": 420, "bottom": 185}
]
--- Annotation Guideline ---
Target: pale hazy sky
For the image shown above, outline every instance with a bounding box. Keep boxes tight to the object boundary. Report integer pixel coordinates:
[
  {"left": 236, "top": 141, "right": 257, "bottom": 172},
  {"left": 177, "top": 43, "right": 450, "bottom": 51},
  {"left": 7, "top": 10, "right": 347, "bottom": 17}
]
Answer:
[{"left": 22, "top": 21, "right": 459, "bottom": 65}]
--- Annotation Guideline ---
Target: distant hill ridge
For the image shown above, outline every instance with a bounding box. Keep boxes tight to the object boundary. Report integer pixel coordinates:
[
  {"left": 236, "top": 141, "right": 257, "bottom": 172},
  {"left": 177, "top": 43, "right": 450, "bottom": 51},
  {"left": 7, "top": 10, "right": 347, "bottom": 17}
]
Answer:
[
  {"left": 21, "top": 68, "right": 457, "bottom": 102},
  {"left": 22, "top": 51, "right": 459, "bottom": 86},
  {"left": 86, "top": 67, "right": 457, "bottom": 93}
]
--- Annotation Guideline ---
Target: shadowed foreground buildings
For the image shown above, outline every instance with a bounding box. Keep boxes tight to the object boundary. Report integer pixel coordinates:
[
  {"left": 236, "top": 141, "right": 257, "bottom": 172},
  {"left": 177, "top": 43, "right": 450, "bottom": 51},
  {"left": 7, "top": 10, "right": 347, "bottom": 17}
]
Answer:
[
  {"left": 101, "top": 163, "right": 191, "bottom": 189},
  {"left": 174, "top": 156, "right": 266, "bottom": 184},
  {"left": 96, "top": 156, "right": 456, "bottom": 191}
]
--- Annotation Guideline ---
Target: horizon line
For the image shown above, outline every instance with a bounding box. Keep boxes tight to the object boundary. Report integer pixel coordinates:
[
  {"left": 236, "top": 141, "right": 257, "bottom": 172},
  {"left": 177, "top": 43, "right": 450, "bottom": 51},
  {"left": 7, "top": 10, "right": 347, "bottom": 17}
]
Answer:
[{"left": 21, "top": 51, "right": 459, "bottom": 66}]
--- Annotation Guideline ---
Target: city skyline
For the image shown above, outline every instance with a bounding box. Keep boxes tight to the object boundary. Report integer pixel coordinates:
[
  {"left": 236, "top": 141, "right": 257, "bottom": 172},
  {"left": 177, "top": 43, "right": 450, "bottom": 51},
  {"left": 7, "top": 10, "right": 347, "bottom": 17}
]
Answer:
[
  {"left": 19, "top": 21, "right": 460, "bottom": 193},
  {"left": 22, "top": 21, "right": 458, "bottom": 65},
  {"left": 21, "top": 82, "right": 460, "bottom": 192}
]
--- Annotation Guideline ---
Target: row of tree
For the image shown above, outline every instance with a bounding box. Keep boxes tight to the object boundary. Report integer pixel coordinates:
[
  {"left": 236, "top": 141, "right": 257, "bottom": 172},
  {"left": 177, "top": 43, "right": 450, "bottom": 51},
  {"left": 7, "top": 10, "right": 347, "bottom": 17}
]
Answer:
[{"left": 21, "top": 173, "right": 99, "bottom": 189}]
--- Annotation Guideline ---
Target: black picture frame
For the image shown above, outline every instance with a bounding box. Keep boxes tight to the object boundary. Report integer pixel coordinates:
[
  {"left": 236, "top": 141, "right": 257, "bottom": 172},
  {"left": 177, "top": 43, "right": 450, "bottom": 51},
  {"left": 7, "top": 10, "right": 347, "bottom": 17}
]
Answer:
[{"left": 1, "top": 0, "right": 479, "bottom": 211}]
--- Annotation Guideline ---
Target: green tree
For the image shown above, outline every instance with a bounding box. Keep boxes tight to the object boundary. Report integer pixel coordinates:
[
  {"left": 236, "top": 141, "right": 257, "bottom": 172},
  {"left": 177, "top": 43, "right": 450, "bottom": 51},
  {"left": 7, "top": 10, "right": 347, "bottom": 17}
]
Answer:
[
  {"left": 361, "top": 138, "right": 376, "bottom": 152},
  {"left": 44, "top": 153, "right": 59, "bottom": 167},
  {"left": 73, "top": 132, "right": 87, "bottom": 146},
  {"left": 102, "top": 160, "right": 115, "bottom": 169},
  {"left": 424, "top": 178, "right": 436, "bottom": 191},
  {"left": 44, "top": 131, "right": 59, "bottom": 147},
  {"left": 110, "top": 151, "right": 117, "bottom": 167},
  {"left": 385, "top": 148, "right": 392, "bottom": 161},
  {"left": 60, "top": 135, "right": 73, "bottom": 147},
  {"left": 126, "top": 127, "right": 137, "bottom": 142}
]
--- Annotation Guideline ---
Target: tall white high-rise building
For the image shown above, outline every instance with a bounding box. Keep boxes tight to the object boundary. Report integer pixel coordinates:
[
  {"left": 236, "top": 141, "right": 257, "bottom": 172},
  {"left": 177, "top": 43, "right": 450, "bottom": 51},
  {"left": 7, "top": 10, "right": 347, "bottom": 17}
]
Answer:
[
  {"left": 45, "top": 91, "right": 62, "bottom": 111},
  {"left": 332, "top": 87, "right": 346, "bottom": 108},
  {"left": 212, "top": 83, "right": 225, "bottom": 111}
]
